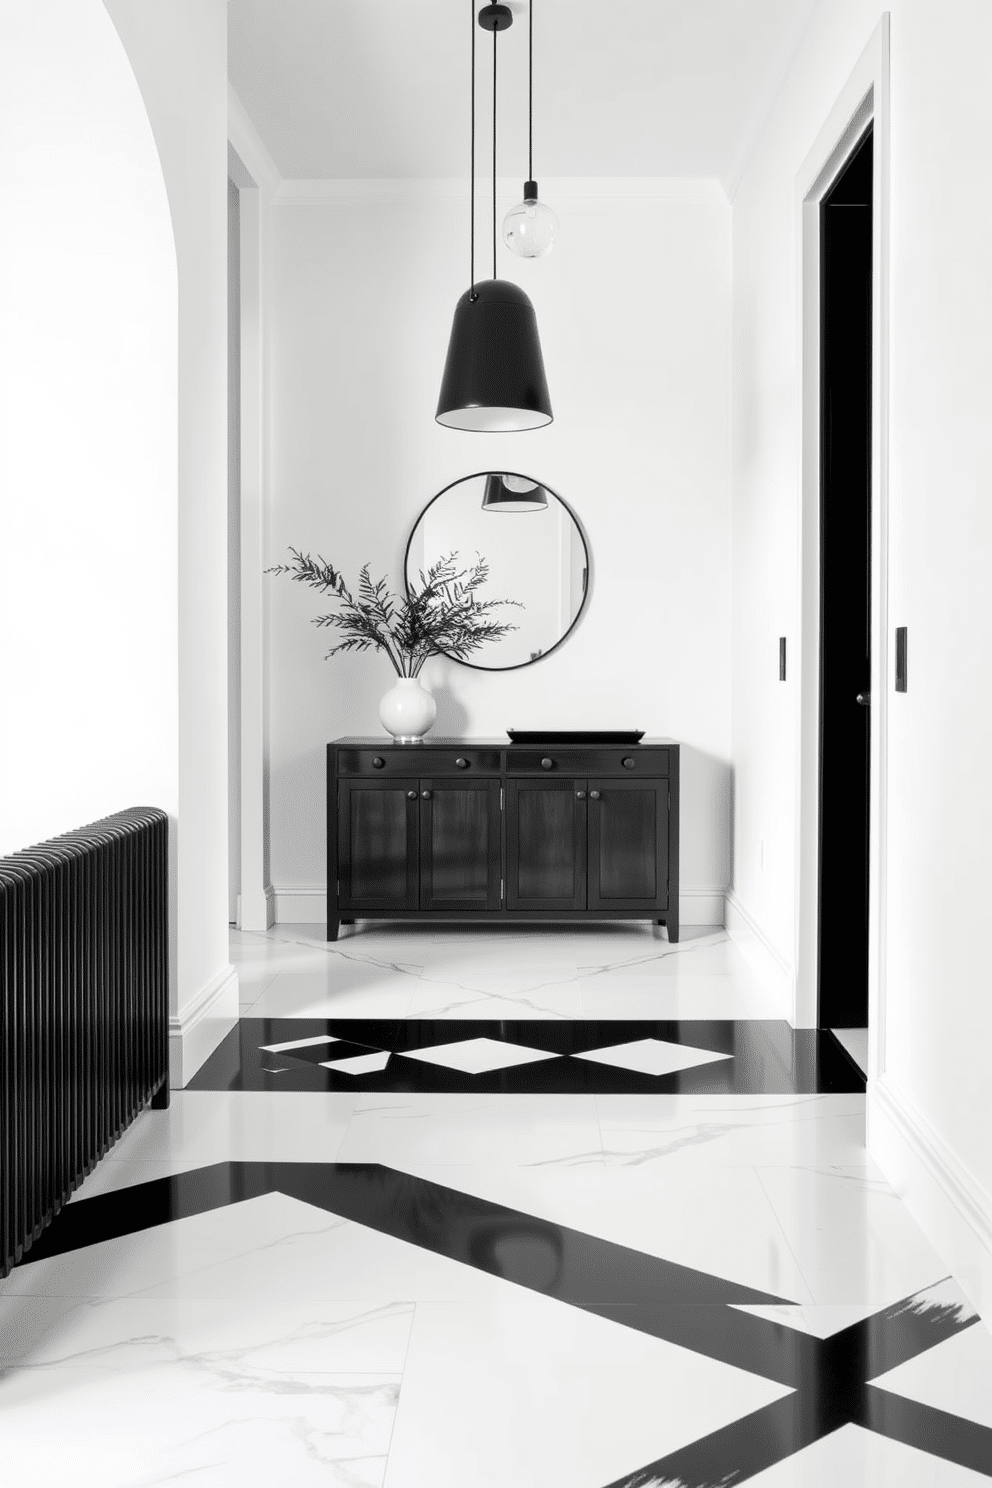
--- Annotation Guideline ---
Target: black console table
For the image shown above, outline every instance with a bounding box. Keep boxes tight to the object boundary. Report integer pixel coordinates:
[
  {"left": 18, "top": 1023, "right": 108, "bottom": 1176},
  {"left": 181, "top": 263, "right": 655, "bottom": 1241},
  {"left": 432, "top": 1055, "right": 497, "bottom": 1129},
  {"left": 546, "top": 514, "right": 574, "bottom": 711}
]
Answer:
[{"left": 326, "top": 737, "right": 679, "bottom": 942}]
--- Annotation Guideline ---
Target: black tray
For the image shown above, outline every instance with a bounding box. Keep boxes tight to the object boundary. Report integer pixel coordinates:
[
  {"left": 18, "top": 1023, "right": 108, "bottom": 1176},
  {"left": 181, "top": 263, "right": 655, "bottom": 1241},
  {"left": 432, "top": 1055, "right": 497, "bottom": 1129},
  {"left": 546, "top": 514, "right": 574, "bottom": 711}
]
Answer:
[{"left": 507, "top": 730, "right": 645, "bottom": 745}]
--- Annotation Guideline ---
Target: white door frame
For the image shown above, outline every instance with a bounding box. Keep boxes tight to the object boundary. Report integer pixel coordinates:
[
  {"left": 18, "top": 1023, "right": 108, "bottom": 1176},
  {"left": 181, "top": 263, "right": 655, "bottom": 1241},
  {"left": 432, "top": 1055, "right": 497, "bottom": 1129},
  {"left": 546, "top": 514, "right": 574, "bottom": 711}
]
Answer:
[
  {"left": 794, "top": 15, "right": 890, "bottom": 1075},
  {"left": 228, "top": 94, "right": 278, "bottom": 933}
]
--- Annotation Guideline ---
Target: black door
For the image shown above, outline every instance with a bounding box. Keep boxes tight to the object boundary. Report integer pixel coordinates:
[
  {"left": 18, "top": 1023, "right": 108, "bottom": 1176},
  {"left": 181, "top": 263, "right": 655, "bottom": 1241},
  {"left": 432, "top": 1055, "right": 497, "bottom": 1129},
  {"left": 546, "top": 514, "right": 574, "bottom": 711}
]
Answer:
[
  {"left": 420, "top": 780, "right": 502, "bottom": 912},
  {"left": 338, "top": 780, "right": 419, "bottom": 911},
  {"left": 818, "top": 126, "right": 873, "bottom": 1029},
  {"left": 505, "top": 779, "right": 586, "bottom": 911},
  {"left": 586, "top": 778, "right": 669, "bottom": 913}
]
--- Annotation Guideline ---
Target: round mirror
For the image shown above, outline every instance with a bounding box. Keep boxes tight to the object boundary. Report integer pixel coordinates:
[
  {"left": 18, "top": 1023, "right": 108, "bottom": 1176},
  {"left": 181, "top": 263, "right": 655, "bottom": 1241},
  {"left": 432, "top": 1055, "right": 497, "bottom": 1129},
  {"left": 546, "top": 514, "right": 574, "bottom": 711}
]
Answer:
[{"left": 404, "top": 472, "right": 589, "bottom": 671}]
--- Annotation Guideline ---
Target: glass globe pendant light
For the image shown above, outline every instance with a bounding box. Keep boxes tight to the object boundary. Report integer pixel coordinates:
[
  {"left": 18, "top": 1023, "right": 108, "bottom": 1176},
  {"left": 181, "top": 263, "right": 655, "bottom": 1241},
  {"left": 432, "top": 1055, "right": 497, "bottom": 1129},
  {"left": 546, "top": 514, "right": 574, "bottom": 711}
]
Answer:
[
  {"left": 503, "top": 1, "right": 557, "bottom": 258},
  {"left": 436, "top": 2, "right": 552, "bottom": 432}
]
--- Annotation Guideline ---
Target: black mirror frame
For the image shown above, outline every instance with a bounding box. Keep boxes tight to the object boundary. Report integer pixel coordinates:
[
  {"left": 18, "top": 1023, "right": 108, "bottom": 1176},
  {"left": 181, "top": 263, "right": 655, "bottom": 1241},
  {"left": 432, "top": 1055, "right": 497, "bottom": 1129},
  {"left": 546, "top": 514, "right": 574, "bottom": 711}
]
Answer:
[{"left": 403, "top": 471, "right": 591, "bottom": 673}]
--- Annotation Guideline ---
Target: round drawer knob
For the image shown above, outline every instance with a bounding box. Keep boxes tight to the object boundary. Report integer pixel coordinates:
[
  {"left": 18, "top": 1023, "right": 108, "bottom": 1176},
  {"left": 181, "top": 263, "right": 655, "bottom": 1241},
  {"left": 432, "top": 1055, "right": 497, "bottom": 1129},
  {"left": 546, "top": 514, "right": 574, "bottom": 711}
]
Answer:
[
  {"left": 372, "top": 756, "right": 385, "bottom": 769},
  {"left": 455, "top": 757, "right": 469, "bottom": 769},
  {"left": 589, "top": 790, "right": 601, "bottom": 800},
  {"left": 622, "top": 757, "right": 636, "bottom": 769},
  {"left": 406, "top": 790, "right": 417, "bottom": 800},
  {"left": 541, "top": 757, "right": 554, "bottom": 770},
  {"left": 421, "top": 789, "right": 432, "bottom": 800},
  {"left": 575, "top": 790, "right": 587, "bottom": 800}
]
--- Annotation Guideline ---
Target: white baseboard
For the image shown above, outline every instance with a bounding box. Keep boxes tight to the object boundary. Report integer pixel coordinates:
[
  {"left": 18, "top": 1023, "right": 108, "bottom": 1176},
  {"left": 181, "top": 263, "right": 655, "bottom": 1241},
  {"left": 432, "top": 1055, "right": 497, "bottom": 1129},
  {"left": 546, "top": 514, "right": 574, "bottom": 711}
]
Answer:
[
  {"left": 869, "top": 1074, "right": 992, "bottom": 1320},
  {"left": 272, "top": 886, "right": 726, "bottom": 928},
  {"left": 724, "top": 890, "right": 794, "bottom": 1019},
  {"left": 274, "top": 886, "right": 326, "bottom": 924},
  {"left": 169, "top": 963, "right": 239, "bottom": 1089},
  {"left": 239, "top": 884, "right": 275, "bottom": 935},
  {"left": 679, "top": 888, "right": 726, "bottom": 927}
]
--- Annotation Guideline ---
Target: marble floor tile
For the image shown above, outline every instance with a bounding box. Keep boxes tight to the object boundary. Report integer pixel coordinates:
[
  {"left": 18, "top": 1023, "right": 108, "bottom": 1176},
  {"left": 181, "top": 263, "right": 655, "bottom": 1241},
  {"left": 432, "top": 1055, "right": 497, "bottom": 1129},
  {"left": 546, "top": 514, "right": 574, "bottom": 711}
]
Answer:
[
  {"left": 871, "top": 1312, "right": 992, "bottom": 1429},
  {"left": 398, "top": 1158, "right": 814, "bottom": 1304},
  {"left": 397, "top": 1035, "right": 563, "bottom": 1074},
  {"left": 337, "top": 1093, "right": 604, "bottom": 1168},
  {"left": 577, "top": 931, "right": 752, "bottom": 978},
  {"left": 0, "top": 1292, "right": 415, "bottom": 1374},
  {"left": 576, "top": 1035, "right": 733, "bottom": 1076},
  {"left": 756, "top": 1163, "right": 950, "bottom": 1307},
  {"left": 0, "top": 1360, "right": 401, "bottom": 1488},
  {"left": 96, "top": 1091, "right": 359, "bottom": 1167},
  {"left": 579, "top": 973, "right": 782, "bottom": 1019},
  {"left": 385, "top": 1286, "right": 791, "bottom": 1488},
  {"left": 596, "top": 1093, "right": 869, "bottom": 1169},
  {"left": 407, "top": 968, "right": 583, "bottom": 1018},
  {"left": 249, "top": 964, "right": 420, "bottom": 1018},
  {"left": 3, "top": 1190, "right": 511, "bottom": 1308},
  {"left": 747, "top": 1421, "right": 990, "bottom": 1486}
]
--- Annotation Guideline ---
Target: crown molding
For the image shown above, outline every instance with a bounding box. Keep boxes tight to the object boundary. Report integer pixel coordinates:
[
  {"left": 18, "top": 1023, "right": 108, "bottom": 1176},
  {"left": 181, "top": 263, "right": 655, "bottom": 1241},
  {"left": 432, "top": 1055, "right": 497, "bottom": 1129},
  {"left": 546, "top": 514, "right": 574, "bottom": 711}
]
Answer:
[
  {"left": 272, "top": 176, "right": 728, "bottom": 207},
  {"left": 228, "top": 84, "right": 281, "bottom": 194}
]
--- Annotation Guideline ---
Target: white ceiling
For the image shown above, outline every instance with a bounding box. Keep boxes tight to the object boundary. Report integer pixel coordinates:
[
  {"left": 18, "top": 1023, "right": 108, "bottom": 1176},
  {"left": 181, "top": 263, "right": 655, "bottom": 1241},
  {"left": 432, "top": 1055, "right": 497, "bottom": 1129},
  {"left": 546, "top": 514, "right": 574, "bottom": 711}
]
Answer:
[{"left": 228, "top": 0, "right": 817, "bottom": 187}]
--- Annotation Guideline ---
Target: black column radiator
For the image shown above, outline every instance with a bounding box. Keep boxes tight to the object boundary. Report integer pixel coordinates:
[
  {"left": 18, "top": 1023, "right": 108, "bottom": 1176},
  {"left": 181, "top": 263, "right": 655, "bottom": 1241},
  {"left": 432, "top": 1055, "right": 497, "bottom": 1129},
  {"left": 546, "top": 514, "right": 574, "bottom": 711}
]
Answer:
[{"left": 0, "top": 807, "right": 170, "bottom": 1279}]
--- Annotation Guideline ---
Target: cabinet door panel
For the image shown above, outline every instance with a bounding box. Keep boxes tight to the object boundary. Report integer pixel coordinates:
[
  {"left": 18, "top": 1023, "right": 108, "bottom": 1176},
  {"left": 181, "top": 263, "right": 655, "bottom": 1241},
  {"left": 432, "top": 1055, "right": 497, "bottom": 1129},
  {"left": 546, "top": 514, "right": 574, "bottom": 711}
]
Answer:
[
  {"left": 338, "top": 781, "right": 419, "bottom": 910},
  {"left": 506, "top": 780, "right": 585, "bottom": 910},
  {"left": 422, "top": 781, "right": 501, "bottom": 912},
  {"left": 587, "top": 778, "right": 669, "bottom": 911}
]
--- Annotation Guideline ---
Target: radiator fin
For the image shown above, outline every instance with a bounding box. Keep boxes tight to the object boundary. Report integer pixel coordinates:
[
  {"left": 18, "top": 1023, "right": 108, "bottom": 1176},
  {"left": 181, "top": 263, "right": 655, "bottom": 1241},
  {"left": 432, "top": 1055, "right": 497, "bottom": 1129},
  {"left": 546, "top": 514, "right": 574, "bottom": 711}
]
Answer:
[{"left": 0, "top": 807, "right": 169, "bottom": 1278}]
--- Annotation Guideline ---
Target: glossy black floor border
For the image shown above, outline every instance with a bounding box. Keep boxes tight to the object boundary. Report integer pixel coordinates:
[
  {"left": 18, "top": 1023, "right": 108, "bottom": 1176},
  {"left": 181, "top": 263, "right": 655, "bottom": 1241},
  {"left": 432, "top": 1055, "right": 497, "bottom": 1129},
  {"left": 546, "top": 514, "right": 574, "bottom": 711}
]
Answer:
[
  {"left": 189, "top": 1017, "right": 865, "bottom": 1094},
  {"left": 14, "top": 1161, "right": 990, "bottom": 1485}
]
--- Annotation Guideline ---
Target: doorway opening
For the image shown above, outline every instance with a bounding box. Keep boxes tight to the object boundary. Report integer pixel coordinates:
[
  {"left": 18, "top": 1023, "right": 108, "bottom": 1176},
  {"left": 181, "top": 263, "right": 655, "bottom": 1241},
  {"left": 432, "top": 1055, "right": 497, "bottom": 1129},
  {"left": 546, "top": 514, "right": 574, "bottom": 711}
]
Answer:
[{"left": 817, "top": 126, "right": 873, "bottom": 1067}]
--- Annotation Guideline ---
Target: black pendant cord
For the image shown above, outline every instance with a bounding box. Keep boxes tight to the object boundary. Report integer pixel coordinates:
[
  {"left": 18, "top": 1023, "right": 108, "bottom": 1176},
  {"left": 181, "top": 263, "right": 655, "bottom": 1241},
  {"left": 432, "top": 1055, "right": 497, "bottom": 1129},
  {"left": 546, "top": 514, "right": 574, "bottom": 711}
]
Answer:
[
  {"left": 470, "top": 0, "right": 477, "bottom": 298},
  {"left": 529, "top": 0, "right": 534, "bottom": 183},
  {"left": 492, "top": 22, "right": 498, "bottom": 279}
]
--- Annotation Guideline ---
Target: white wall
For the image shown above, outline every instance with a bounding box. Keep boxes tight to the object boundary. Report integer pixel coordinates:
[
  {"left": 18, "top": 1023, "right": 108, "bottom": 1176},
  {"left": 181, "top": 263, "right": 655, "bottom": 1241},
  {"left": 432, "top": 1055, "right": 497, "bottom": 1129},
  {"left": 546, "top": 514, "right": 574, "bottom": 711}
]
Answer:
[
  {"left": 265, "top": 181, "right": 732, "bottom": 924},
  {"left": 105, "top": 0, "right": 237, "bottom": 1083},
  {"left": 730, "top": 0, "right": 992, "bottom": 1309},
  {"left": 0, "top": 0, "right": 178, "bottom": 857}
]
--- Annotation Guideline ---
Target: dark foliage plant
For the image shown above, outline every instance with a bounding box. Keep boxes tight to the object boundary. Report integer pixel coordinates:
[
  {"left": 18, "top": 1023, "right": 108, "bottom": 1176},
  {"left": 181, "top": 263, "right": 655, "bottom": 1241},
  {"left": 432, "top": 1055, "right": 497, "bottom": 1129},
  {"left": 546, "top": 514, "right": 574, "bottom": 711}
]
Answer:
[{"left": 267, "top": 548, "right": 521, "bottom": 677}]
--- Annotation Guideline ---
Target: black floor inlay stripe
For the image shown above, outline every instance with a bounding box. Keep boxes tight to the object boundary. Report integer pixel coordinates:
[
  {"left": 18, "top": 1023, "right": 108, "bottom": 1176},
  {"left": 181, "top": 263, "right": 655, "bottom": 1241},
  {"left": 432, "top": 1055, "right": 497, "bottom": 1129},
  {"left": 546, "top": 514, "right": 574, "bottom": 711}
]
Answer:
[
  {"left": 15, "top": 1162, "right": 990, "bottom": 1484},
  {"left": 189, "top": 1017, "right": 865, "bottom": 1094}
]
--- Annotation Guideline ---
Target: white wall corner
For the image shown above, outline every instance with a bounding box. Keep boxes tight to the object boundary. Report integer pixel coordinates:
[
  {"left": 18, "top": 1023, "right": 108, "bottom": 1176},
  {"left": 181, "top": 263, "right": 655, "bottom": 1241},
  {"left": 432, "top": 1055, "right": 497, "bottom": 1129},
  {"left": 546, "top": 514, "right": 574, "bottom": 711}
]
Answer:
[
  {"left": 869, "top": 1075, "right": 992, "bottom": 1321},
  {"left": 724, "top": 890, "right": 794, "bottom": 1020},
  {"left": 169, "top": 962, "right": 239, "bottom": 1088}
]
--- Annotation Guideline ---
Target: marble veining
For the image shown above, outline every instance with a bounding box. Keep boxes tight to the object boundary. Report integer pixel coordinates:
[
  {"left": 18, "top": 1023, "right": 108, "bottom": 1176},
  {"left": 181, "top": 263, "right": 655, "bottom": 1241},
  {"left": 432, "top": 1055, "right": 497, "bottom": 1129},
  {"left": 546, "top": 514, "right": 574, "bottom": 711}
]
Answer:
[
  {"left": 8, "top": 1162, "right": 991, "bottom": 1487},
  {"left": 4, "top": 923, "right": 990, "bottom": 1487}
]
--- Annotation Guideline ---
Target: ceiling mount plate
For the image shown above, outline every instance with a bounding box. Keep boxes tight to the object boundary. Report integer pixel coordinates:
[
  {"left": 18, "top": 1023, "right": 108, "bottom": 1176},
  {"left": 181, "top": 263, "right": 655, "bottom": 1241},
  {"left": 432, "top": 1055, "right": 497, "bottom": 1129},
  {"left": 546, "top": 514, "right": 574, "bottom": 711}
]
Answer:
[{"left": 478, "top": 4, "right": 513, "bottom": 31}]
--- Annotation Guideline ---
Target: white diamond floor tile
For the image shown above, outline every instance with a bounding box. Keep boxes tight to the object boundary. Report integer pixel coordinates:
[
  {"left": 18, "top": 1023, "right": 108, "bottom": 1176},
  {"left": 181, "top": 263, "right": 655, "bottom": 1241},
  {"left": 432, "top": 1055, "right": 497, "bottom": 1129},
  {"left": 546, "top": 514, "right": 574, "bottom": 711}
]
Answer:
[
  {"left": 260, "top": 1034, "right": 342, "bottom": 1054},
  {"left": 397, "top": 1036, "right": 562, "bottom": 1075},
  {"left": 574, "top": 1036, "right": 733, "bottom": 1077},
  {"left": 320, "top": 1050, "right": 392, "bottom": 1076}
]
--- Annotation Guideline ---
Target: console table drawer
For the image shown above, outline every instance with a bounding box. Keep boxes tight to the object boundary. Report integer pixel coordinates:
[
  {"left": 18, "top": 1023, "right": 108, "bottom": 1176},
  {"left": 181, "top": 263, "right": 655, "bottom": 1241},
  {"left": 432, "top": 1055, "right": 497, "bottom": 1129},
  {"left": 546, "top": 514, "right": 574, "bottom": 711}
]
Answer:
[
  {"left": 338, "top": 748, "right": 501, "bottom": 777},
  {"left": 506, "top": 748, "right": 670, "bottom": 777}
]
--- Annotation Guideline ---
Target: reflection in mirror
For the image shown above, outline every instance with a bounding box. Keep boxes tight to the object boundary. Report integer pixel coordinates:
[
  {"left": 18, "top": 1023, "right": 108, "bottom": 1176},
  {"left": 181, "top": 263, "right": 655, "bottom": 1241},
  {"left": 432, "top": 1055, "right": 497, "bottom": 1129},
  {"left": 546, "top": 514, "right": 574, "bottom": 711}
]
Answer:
[{"left": 405, "top": 473, "right": 588, "bottom": 671}]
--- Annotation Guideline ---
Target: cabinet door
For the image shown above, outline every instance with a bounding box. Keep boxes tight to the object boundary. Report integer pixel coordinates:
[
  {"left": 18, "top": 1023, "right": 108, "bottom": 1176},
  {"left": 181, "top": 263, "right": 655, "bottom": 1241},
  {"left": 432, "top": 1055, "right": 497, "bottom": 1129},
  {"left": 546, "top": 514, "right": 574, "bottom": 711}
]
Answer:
[
  {"left": 338, "top": 780, "right": 419, "bottom": 911},
  {"left": 420, "top": 780, "right": 502, "bottom": 912},
  {"left": 505, "top": 779, "right": 586, "bottom": 911},
  {"left": 587, "top": 778, "right": 669, "bottom": 912}
]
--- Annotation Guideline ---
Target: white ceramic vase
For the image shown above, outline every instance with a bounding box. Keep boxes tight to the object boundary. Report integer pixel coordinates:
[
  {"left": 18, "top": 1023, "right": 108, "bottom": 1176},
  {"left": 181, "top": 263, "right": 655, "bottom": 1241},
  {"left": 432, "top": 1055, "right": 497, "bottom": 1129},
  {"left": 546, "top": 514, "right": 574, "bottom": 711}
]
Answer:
[{"left": 379, "top": 675, "right": 436, "bottom": 743}]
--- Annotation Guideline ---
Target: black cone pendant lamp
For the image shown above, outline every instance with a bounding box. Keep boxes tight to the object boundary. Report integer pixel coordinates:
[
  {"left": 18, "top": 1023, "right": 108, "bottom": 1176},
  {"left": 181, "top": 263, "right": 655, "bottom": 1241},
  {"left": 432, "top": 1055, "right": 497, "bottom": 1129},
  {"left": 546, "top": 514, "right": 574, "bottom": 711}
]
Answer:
[
  {"left": 481, "top": 473, "right": 549, "bottom": 512},
  {"left": 436, "top": 2, "right": 552, "bottom": 432}
]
